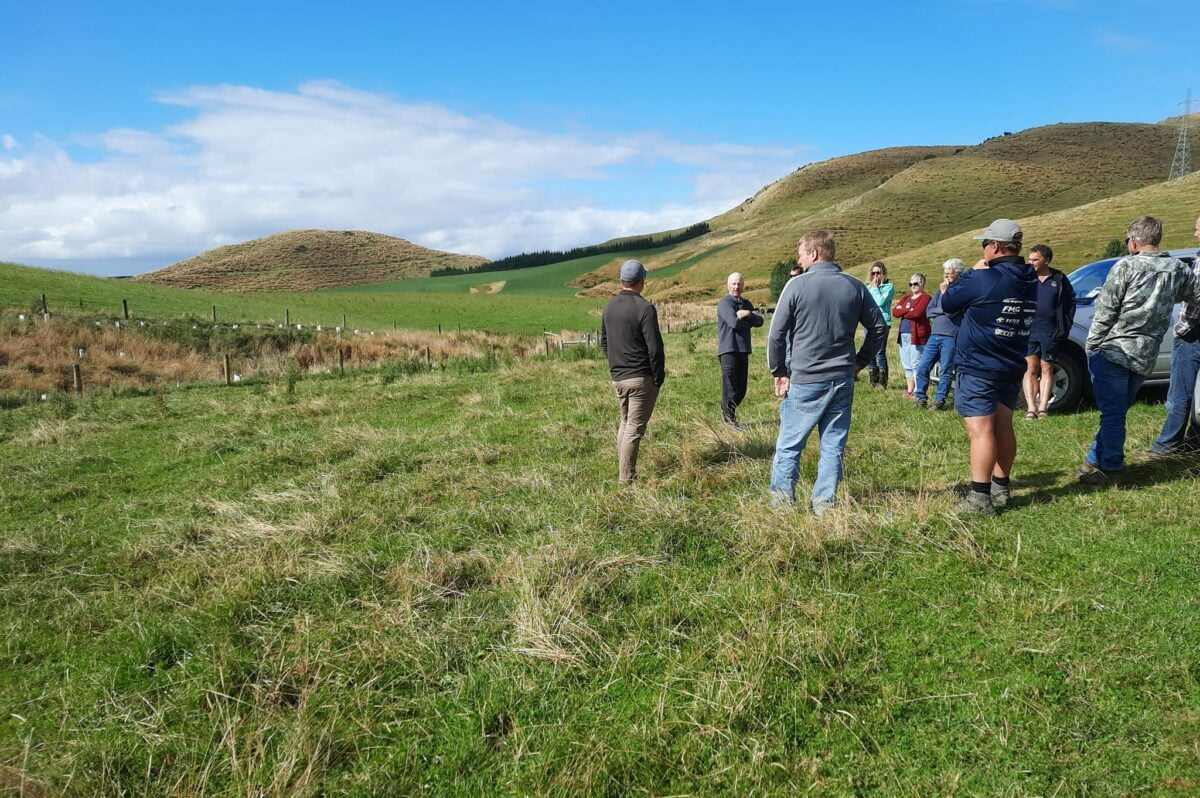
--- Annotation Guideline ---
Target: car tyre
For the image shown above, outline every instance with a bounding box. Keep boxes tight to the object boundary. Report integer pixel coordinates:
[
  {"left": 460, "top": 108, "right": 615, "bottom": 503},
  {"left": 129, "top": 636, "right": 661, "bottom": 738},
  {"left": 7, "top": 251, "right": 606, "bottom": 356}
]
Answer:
[{"left": 1050, "top": 348, "right": 1086, "bottom": 412}]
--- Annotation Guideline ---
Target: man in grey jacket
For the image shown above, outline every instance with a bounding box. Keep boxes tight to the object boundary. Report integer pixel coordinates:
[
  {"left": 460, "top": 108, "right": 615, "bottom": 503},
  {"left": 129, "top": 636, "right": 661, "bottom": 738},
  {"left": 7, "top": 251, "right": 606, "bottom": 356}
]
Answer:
[
  {"left": 716, "top": 272, "right": 763, "bottom": 427},
  {"left": 766, "top": 230, "right": 888, "bottom": 514}
]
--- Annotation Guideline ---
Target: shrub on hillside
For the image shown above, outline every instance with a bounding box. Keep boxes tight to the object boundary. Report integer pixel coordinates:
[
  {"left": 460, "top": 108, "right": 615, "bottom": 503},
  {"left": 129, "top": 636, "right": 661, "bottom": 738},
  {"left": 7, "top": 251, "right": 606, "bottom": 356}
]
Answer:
[{"left": 1103, "top": 238, "right": 1125, "bottom": 258}]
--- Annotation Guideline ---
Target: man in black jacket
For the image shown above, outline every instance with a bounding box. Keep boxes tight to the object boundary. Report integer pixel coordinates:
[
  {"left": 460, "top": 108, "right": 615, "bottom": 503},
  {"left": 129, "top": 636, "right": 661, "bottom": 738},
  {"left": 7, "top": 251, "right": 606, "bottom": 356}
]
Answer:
[
  {"left": 600, "top": 260, "right": 665, "bottom": 484},
  {"left": 1022, "top": 244, "right": 1076, "bottom": 419},
  {"left": 716, "top": 272, "right": 763, "bottom": 427}
]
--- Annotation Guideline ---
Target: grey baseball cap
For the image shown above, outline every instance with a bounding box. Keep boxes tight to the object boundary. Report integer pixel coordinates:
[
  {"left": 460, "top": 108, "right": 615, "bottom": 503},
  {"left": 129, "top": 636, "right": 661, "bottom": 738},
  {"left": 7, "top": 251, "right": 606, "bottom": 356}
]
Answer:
[
  {"left": 619, "top": 259, "right": 647, "bottom": 281},
  {"left": 973, "top": 219, "right": 1023, "bottom": 243}
]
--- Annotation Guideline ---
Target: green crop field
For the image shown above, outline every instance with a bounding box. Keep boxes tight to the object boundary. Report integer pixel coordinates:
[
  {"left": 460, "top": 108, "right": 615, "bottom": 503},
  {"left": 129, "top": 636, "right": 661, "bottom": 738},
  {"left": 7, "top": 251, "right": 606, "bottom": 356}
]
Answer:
[
  {"left": 0, "top": 261, "right": 603, "bottom": 334},
  {"left": 3, "top": 326, "right": 1198, "bottom": 795}
]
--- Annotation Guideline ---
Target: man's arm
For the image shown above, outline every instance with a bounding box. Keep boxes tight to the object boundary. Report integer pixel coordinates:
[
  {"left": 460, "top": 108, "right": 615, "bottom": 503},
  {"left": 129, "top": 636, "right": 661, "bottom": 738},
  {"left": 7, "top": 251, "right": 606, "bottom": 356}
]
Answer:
[
  {"left": 1058, "top": 274, "right": 1076, "bottom": 341},
  {"left": 643, "top": 304, "right": 665, "bottom": 385},
  {"left": 716, "top": 296, "right": 738, "bottom": 330},
  {"left": 766, "top": 280, "right": 796, "bottom": 378},
  {"left": 1086, "top": 261, "right": 1128, "bottom": 351},
  {"left": 746, "top": 300, "right": 765, "bottom": 328},
  {"left": 926, "top": 291, "right": 944, "bottom": 320},
  {"left": 1178, "top": 262, "right": 1200, "bottom": 307},
  {"left": 940, "top": 270, "right": 982, "bottom": 315}
]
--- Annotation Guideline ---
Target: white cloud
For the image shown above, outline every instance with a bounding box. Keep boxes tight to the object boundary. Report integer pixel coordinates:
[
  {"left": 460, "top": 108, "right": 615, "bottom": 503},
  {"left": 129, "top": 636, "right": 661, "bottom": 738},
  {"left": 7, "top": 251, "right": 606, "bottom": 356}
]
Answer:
[
  {"left": 1092, "top": 30, "right": 1151, "bottom": 53},
  {"left": 0, "top": 81, "right": 807, "bottom": 270},
  {"left": 1, "top": 134, "right": 15, "bottom": 150}
]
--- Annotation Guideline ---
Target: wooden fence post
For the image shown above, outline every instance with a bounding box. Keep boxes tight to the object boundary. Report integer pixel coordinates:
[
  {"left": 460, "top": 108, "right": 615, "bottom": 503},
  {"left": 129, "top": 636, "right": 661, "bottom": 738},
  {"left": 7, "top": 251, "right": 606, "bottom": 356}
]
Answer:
[
  {"left": 437, "top": 323, "right": 442, "bottom": 334},
  {"left": 393, "top": 321, "right": 397, "bottom": 332},
  {"left": 223, "top": 354, "right": 232, "bottom": 386},
  {"left": 122, "top": 299, "right": 129, "bottom": 320},
  {"left": 41, "top": 294, "right": 47, "bottom": 314},
  {"left": 425, "top": 346, "right": 432, "bottom": 367},
  {"left": 211, "top": 305, "right": 217, "bottom": 322},
  {"left": 338, "top": 348, "right": 345, "bottom": 374},
  {"left": 72, "top": 363, "right": 82, "bottom": 394},
  {"left": 342, "top": 313, "right": 347, "bottom": 328},
  {"left": 587, "top": 332, "right": 592, "bottom": 346},
  {"left": 544, "top": 337, "right": 550, "bottom": 356},
  {"left": 285, "top": 308, "right": 290, "bottom": 326}
]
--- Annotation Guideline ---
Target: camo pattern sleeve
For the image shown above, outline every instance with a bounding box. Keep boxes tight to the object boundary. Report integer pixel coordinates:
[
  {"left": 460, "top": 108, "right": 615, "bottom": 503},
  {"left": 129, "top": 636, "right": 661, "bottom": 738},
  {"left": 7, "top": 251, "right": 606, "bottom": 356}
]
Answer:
[{"left": 1086, "top": 252, "right": 1193, "bottom": 376}]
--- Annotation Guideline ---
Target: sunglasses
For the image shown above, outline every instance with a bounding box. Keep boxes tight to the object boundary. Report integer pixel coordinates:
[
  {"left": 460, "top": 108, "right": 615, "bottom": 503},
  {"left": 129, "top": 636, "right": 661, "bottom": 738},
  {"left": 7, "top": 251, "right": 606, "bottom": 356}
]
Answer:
[
  {"left": 981, "top": 239, "right": 992, "bottom": 249},
  {"left": 909, "top": 282, "right": 922, "bottom": 286},
  {"left": 870, "top": 271, "right": 883, "bottom": 276}
]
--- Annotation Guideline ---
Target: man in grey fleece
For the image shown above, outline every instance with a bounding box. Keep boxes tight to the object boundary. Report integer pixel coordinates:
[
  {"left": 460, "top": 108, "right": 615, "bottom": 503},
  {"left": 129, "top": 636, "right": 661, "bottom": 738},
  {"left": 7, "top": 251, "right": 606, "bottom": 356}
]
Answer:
[
  {"left": 716, "top": 272, "right": 763, "bottom": 427},
  {"left": 766, "top": 230, "right": 888, "bottom": 514}
]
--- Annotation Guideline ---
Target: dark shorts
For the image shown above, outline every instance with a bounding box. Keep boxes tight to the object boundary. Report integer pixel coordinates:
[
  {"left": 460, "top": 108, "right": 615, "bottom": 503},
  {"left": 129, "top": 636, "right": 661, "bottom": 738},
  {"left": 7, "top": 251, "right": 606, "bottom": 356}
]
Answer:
[
  {"left": 1027, "top": 332, "right": 1059, "bottom": 362},
  {"left": 954, "top": 372, "right": 1019, "bottom": 417}
]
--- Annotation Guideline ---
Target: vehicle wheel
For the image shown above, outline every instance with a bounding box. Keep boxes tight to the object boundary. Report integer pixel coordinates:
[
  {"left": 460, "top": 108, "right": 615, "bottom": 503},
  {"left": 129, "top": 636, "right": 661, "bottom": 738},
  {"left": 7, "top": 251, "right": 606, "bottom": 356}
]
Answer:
[
  {"left": 1193, "top": 368, "right": 1200, "bottom": 428},
  {"left": 1048, "top": 349, "right": 1086, "bottom": 411}
]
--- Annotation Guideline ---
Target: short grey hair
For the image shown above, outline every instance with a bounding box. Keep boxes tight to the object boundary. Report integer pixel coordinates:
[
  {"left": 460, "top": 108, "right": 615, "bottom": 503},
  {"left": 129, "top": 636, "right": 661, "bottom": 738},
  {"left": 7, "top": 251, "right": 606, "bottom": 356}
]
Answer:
[
  {"left": 1127, "top": 215, "right": 1163, "bottom": 246},
  {"left": 942, "top": 258, "right": 964, "bottom": 275},
  {"left": 909, "top": 273, "right": 926, "bottom": 287},
  {"left": 726, "top": 272, "right": 744, "bottom": 285}
]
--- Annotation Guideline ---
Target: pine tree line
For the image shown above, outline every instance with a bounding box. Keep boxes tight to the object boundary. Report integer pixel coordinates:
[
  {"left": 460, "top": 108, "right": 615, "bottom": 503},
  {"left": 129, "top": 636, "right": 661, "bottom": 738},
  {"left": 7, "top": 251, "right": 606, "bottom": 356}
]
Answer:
[{"left": 430, "top": 223, "right": 711, "bottom": 277}]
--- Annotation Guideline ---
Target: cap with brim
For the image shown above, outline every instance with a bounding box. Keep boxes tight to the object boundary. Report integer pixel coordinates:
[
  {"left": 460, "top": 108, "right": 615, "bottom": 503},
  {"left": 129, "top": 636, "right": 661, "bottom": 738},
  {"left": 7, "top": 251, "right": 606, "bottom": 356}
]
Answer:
[
  {"left": 972, "top": 219, "right": 1022, "bottom": 243},
  {"left": 619, "top": 259, "right": 647, "bottom": 282}
]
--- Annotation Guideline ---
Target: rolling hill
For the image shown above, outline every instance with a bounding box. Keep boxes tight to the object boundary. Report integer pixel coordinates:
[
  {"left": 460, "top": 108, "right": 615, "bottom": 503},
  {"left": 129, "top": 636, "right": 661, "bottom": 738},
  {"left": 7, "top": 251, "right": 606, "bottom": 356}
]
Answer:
[
  {"left": 878, "top": 169, "right": 1200, "bottom": 277},
  {"left": 590, "top": 121, "right": 1187, "bottom": 302},
  {"left": 136, "top": 229, "right": 487, "bottom": 292}
]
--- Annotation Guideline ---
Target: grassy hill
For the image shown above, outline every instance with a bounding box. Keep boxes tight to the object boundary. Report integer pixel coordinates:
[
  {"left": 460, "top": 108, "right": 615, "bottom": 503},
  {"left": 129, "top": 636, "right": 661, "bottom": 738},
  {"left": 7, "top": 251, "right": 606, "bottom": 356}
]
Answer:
[
  {"left": 878, "top": 170, "right": 1200, "bottom": 277},
  {"left": 0, "top": 261, "right": 602, "bottom": 334},
  {"left": 137, "top": 229, "right": 488, "bottom": 292},
  {"left": 611, "top": 122, "right": 1183, "bottom": 302},
  {"left": 3, "top": 326, "right": 1198, "bottom": 794}
]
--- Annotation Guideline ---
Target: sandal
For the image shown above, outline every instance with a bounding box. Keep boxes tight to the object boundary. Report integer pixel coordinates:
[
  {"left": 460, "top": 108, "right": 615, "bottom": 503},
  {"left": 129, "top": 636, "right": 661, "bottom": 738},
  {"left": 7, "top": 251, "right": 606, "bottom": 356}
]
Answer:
[
  {"left": 1037, "top": 410, "right": 1049, "bottom": 419},
  {"left": 1023, "top": 410, "right": 1038, "bottom": 420}
]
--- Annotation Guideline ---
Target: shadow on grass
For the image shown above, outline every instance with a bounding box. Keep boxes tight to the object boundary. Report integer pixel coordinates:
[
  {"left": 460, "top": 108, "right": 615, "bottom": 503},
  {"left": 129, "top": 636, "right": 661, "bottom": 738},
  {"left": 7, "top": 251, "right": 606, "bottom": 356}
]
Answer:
[
  {"left": 700, "top": 432, "right": 778, "bottom": 465},
  {"left": 1023, "top": 451, "right": 1200, "bottom": 504}
]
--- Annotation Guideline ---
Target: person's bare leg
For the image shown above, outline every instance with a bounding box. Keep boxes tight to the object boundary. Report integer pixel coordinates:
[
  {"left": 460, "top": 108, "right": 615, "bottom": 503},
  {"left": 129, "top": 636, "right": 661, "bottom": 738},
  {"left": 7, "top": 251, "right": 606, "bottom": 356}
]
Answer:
[
  {"left": 1038, "top": 361, "right": 1055, "bottom": 414},
  {"left": 964, "top": 414, "right": 997, "bottom": 484},
  {"left": 993, "top": 404, "right": 1016, "bottom": 478},
  {"left": 1022, "top": 355, "right": 1040, "bottom": 413}
]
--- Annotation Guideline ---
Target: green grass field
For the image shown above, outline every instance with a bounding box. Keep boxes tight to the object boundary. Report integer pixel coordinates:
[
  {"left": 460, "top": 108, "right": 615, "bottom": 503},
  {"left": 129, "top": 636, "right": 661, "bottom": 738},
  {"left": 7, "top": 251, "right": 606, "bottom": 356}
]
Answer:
[
  {"left": 0, "top": 261, "right": 603, "bottom": 334},
  {"left": 3, "top": 327, "right": 1198, "bottom": 795},
  {"left": 334, "top": 245, "right": 679, "bottom": 297}
]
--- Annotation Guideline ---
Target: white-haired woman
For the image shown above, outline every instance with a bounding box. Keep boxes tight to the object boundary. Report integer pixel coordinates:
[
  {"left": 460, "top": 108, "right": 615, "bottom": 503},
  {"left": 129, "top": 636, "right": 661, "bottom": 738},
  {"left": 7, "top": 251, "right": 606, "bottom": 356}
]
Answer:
[
  {"left": 892, "top": 273, "right": 932, "bottom": 397},
  {"left": 912, "top": 259, "right": 965, "bottom": 409}
]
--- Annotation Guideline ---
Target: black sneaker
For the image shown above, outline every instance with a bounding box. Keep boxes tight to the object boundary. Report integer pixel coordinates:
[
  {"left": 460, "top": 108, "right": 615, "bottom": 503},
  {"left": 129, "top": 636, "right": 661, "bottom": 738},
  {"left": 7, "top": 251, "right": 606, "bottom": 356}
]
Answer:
[
  {"left": 932, "top": 399, "right": 948, "bottom": 411},
  {"left": 912, "top": 397, "right": 928, "bottom": 410}
]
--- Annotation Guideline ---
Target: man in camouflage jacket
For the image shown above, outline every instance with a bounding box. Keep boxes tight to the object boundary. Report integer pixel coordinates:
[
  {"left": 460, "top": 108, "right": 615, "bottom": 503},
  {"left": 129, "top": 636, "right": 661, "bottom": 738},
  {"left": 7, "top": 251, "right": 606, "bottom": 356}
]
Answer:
[{"left": 1081, "top": 216, "right": 1200, "bottom": 482}]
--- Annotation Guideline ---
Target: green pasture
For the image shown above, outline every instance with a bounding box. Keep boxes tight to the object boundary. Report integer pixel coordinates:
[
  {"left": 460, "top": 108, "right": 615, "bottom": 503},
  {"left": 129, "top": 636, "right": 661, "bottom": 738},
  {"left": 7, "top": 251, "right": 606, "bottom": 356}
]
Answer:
[
  {"left": 2, "top": 325, "right": 1198, "bottom": 795},
  {"left": 335, "top": 245, "right": 679, "bottom": 296},
  {"left": 0, "top": 261, "right": 602, "bottom": 334}
]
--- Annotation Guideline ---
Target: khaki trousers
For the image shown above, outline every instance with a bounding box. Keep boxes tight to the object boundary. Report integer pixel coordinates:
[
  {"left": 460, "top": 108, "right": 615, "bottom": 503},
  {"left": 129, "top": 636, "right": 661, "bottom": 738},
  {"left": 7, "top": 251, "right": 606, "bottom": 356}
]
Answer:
[{"left": 613, "top": 376, "right": 660, "bottom": 484}]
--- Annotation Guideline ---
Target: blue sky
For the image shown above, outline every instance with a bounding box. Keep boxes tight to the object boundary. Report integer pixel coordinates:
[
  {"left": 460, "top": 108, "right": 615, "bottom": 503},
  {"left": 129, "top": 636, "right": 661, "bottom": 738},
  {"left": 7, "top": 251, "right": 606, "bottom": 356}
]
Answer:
[{"left": 1, "top": 0, "right": 1195, "bottom": 274}]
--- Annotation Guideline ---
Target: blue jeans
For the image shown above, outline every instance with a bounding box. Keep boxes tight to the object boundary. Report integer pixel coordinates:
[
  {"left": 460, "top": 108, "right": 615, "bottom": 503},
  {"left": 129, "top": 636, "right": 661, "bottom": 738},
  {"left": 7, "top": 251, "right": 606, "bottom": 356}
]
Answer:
[
  {"left": 1152, "top": 336, "right": 1200, "bottom": 453},
  {"left": 913, "top": 334, "right": 955, "bottom": 401},
  {"left": 1087, "top": 350, "right": 1145, "bottom": 472},
  {"left": 872, "top": 336, "right": 888, "bottom": 371},
  {"left": 898, "top": 332, "right": 925, "bottom": 379},
  {"left": 770, "top": 378, "right": 854, "bottom": 509}
]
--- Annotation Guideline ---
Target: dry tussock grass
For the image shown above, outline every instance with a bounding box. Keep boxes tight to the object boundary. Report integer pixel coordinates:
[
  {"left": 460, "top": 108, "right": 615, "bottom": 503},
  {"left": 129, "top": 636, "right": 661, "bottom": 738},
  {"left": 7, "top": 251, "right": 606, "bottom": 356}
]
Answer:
[
  {"left": 0, "top": 318, "right": 214, "bottom": 392},
  {"left": 0, "top": 314, "right": 550, "bottom": 394}
]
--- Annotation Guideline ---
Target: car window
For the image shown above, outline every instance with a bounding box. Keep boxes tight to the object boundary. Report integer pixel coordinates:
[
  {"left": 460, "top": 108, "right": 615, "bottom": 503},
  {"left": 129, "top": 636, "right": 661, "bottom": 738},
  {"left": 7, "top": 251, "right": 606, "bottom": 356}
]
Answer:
[{"left": 1067, "top": 258, "right": 1119, "bottom": 300}]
